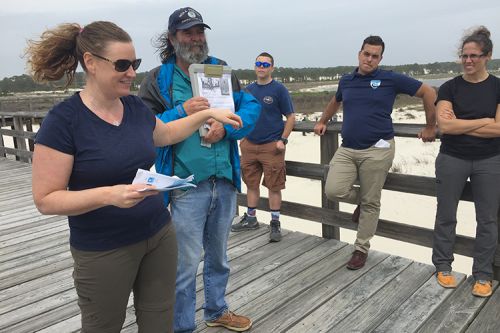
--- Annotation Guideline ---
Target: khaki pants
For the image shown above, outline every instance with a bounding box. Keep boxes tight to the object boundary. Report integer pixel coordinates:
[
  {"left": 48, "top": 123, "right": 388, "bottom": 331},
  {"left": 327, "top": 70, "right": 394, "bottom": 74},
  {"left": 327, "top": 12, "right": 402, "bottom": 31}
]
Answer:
[
  {"left": 71, "top": 222, "right": 177, "bottom": 333},
  {"left": 325, "top": 139, "right": 395, "bottom": 253}
]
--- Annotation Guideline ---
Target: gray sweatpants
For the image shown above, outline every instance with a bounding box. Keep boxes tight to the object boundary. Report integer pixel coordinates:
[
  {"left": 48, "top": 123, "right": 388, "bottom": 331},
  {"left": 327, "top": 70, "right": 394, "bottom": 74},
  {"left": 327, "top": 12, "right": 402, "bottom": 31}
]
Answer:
[
  {"left": 71, "top": 222, "right": 177, "bottom": 333},
  {"left": 432, "top": 152, "right": 500, "bottom": 281}
]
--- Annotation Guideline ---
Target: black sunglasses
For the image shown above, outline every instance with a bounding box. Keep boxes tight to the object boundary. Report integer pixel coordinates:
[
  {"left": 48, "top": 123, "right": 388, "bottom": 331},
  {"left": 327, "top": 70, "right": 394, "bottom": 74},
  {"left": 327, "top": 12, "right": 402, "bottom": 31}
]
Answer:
[{"left": 91, "top": 53, "right": 142, "bottom": 72}]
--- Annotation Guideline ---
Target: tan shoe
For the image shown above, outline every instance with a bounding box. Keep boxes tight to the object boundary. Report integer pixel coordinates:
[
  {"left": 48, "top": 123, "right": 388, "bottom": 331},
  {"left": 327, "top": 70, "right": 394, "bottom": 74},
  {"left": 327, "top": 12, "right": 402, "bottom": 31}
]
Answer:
[
  {"left": 206, "top": 310, "right": 252, "bottom": 332},
  {"left": 436, "top": 271, "right": 457, "bottom": 288},
  {"left": 472, "top": 280, "right": 492, "bottom": 297}
]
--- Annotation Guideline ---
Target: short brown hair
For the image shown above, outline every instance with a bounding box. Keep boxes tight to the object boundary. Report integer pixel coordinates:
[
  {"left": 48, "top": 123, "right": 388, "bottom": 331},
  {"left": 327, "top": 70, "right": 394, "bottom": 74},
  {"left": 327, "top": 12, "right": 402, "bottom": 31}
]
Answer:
[{"left": 256, "top": 52, "right": 274, "bottom": 66}]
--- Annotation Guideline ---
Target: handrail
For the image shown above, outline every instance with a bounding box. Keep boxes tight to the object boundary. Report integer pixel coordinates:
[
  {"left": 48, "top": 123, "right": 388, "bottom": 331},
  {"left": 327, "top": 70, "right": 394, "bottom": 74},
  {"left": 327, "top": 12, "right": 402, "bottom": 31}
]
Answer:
[{"left": 1, "top": 110, "right": 499, "bottom": 278}]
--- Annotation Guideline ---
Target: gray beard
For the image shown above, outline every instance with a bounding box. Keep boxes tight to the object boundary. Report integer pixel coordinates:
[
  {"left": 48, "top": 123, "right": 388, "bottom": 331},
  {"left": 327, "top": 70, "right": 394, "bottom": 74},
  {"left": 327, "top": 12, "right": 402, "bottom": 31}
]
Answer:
[{"left": 172, "top": 39, "right": 209, "bottom": 64}]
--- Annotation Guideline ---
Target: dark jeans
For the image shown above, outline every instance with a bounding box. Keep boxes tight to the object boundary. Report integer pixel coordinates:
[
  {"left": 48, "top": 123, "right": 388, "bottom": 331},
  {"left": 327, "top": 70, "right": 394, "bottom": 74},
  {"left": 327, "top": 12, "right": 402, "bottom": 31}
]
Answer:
[
  {"left": 71, "top": 222, "right": 177, "bottom": 333},
  {"left": 432, "top": 153, "right": 500, "bottom": 280}
]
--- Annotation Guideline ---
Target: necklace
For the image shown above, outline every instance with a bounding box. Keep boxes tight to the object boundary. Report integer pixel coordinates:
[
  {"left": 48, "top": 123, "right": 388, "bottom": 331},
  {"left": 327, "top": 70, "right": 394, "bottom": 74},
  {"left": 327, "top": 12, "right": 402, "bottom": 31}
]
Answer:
[{"left": 84, "top": 96, "right": 123, "bottom": 126}]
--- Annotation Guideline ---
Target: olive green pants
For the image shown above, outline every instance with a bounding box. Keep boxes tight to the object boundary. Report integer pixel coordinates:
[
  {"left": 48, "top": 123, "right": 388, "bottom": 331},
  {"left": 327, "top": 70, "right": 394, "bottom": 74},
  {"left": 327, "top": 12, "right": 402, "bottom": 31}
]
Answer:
[
  {"left": 325, "top": 139, "right": 395, "bottom": 253},
  {"left": 71, "top": 222, "right": 177, "bottom": 333}
]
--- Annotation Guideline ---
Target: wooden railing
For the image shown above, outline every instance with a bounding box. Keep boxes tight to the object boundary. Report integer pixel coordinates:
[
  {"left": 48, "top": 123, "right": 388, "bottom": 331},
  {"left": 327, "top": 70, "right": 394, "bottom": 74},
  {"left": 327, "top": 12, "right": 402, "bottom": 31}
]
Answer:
[
  {"left": 0, "top": 111, "right": 46, "bottom": 163},
  {"left": 1, "top": 111, "right": 499, "bottom": 279}
]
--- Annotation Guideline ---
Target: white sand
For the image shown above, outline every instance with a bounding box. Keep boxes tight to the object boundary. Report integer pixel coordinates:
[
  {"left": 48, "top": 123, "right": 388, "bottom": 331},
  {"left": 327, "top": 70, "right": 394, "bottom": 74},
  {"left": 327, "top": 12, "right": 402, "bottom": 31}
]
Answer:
[{"left": 240, "top": 107, "right": 476, "bottom": 275}]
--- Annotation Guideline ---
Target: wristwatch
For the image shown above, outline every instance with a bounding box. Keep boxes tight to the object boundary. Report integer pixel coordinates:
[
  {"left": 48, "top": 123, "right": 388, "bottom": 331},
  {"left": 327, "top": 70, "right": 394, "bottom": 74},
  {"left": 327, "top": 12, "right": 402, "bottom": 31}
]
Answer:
[{"left": 280, "top": 137, "right": 288, "bottom": 145}]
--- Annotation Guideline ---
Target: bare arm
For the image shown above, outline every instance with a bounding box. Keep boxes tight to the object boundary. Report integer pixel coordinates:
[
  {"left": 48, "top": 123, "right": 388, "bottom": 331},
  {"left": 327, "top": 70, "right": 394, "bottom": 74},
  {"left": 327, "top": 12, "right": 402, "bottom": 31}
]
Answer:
[
  {"left": 153, "top": 108, "right": 242, "bottom": 147},
  {"left": 314, "top": 96, "right": 342, "bottom": 135},
  {"left": 437, "top": 100, "right": 494, "bottom": 135},
  {"left": 466, "top": 105, "right": 500, "bottom": 138},
  {"left": 32, "top": 145, "right": 157, "bottom": 216},
  {"left": 282, "top": 113, "right": 296, "bottom": 139},
  {"left": 414, "top": 84, "right": 437, "bottom": 142},
  {"left": 276, "top": 113, "right": 296, "bottom": 151}
]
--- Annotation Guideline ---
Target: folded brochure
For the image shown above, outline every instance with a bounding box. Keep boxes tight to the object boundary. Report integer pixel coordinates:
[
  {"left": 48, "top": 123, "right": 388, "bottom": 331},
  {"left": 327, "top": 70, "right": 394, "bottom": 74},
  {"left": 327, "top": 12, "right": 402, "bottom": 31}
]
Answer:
[{"left": 132, "top": 169, "right": 196, "bottom": 192}]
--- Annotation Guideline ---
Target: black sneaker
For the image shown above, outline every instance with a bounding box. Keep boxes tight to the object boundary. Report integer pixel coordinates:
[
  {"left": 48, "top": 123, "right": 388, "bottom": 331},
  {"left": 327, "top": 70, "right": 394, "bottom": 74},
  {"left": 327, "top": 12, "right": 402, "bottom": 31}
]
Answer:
[
  {"left": 269, "top": 220, "right": 282, "bottom": 242},
  {"left": 231, "top": 213, "right": 259, "bottom": 232}
]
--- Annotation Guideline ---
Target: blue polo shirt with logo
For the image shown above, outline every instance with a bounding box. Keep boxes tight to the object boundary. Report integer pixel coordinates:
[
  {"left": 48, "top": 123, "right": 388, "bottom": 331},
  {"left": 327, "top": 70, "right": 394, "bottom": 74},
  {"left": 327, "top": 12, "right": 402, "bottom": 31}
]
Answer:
[
  {"left": 246, "top": 80, "right": 294, "bottom": 144},
  {"left": 335, "top": 68, "right": 422, "bottom": 149}
]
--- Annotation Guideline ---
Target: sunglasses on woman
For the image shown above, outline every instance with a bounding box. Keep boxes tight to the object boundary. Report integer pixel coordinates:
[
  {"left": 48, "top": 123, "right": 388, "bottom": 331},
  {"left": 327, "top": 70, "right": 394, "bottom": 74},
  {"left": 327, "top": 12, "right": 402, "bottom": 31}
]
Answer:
[{"left": 91, "top": 53, "right": 142, "bottom": 72}]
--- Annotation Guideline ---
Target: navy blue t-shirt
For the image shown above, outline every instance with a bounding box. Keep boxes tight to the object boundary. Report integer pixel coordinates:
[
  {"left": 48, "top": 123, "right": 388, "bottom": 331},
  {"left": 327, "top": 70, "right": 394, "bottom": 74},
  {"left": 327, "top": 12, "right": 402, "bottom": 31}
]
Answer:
[
  {"left": 246, "top": 80, "right": 294, "bottom": 144},
  {"left": 336, "top": 68, "right": 422, "bottom": 149},
  {"left": 35, "top": 93, "right": 170, "bottom": 251}
]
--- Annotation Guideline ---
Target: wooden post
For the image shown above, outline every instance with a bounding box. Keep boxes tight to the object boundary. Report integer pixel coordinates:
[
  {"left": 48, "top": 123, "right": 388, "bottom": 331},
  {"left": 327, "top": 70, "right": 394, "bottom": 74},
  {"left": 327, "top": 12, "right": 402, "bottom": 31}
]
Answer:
[
  {"left": 26, "top": 118, "right": 35, "bottom": 152},
  {"left": 0, "top": 128, "right": 5, "bottom": 158},
  {"left": 12, "top": 116, "right": 29, "bottom": 163},
  {"left": 320, "top": 129, "right": 340, "bottom": 240}
]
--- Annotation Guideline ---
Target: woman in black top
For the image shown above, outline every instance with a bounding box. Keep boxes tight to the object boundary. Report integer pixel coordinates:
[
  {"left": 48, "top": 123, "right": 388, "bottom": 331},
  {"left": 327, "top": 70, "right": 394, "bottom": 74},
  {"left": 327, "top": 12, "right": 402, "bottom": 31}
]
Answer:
[{"left": 433, "top": 26, "right": 500, "bottom": 297}]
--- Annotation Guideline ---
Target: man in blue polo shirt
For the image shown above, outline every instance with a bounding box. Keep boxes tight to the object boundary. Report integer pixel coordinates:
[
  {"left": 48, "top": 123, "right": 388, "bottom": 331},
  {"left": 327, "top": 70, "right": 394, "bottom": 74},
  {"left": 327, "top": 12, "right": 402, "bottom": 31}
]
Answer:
[{"left": 314, "top": 35, "right": 437, "bottom": 270}]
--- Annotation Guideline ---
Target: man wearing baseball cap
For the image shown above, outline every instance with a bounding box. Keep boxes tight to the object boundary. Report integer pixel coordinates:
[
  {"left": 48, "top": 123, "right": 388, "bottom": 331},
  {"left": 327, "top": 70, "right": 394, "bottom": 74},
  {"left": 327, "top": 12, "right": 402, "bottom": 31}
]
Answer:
[{"left": 139, "top": 7, "right": 260, "bottom": 333}]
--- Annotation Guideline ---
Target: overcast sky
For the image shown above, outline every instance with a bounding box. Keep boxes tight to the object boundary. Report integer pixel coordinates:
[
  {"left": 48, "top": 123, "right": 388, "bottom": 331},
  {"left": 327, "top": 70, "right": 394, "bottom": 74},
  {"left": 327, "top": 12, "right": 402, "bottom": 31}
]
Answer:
[{"left": 1, "top": 0, "right": 500, "bottom": 79}]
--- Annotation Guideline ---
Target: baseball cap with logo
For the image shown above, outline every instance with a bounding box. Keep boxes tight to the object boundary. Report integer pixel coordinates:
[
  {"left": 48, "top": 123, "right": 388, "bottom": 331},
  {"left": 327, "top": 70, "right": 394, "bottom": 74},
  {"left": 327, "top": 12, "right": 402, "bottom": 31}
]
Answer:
[{"left": 168, "top": 7, "right": 211, "bottom": 33}]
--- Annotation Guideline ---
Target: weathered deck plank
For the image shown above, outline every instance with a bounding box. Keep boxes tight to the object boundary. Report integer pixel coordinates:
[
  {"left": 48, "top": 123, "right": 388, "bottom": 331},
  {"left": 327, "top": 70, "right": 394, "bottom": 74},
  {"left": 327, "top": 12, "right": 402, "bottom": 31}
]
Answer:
[
  {"left": 417, "top": 276, "right": 498, "bottom": 333},
  {"left": 284, "top": 255, "right": 412, "bottom": 333},
  {"left": 465, "top": 281, "right": 500, "bottom": 333},
  {"left": 372, "top": 271, "right": 467, "bottom": 332},
  {"left": 331, "top": 262, "right": 434, "bottom": 332}
]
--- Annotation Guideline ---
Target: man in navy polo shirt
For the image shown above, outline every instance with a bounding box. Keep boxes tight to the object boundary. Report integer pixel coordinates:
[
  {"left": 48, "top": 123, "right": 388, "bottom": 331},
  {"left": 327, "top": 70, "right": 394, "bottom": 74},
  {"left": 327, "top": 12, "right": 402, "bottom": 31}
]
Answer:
[
  {"left": 231, "top": 52, "right": 295, "bottom": 242},
  {"left": 314, "top": 35, "right": 437, "bottom": 270}
]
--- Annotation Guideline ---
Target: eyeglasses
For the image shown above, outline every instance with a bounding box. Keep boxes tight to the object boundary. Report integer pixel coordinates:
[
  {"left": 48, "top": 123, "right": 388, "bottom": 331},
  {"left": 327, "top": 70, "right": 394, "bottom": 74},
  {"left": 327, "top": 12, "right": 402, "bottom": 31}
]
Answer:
[
  {"left": 460, "top": 53, "right": 485, "bottom": 61},
  {"left": 91, "top": 53, "right": 142, "bottom": 72},
  {"left": 255, "top": 61, "right": 272, "bottom": 68}
]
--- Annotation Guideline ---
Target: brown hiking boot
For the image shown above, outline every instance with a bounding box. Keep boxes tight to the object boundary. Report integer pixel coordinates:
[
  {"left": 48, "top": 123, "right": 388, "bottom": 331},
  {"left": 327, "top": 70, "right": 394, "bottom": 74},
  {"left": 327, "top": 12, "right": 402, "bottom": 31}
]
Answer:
[
  {"left": 347, "top": 250, "right": 367, "bottom": 270},
  {"left": 472, "top": 280, "right": 492, "bottom": 297},
  {"left": 352, "top": 205, "right": 360, "bottom": 223},
  {"left": 206, "top": 310, "right": 252, "bottom": 332},
  {"left": 436, "top": 271, "right": 457, "bottom": 288}
]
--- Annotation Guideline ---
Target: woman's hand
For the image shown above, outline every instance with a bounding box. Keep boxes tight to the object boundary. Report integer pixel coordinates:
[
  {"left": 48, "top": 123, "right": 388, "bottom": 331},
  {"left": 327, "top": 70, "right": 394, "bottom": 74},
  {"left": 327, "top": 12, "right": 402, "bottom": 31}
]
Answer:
[
  {"left": 207, "top": 108, "right": 242, "bottom": 129},
  {"left": 108, "top": 184, "right": 159, "bottom": 208}
]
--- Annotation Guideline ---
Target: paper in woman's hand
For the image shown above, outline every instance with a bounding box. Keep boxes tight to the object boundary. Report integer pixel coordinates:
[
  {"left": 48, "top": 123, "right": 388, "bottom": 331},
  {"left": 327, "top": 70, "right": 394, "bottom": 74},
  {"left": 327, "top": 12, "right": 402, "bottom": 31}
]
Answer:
[{"left": 132, "top": 169, "right": 196, "bottom": 192}]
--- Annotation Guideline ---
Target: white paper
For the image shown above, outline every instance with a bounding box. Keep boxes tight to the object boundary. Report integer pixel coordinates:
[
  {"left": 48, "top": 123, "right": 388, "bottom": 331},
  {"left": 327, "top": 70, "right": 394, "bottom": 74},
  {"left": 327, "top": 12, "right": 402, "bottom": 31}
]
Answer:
[
  {"left": 196, "top": 73, "right": 235, "bottom": 113},
  {"left": 374, "top": 139, "right": 391, "bottom": 148},
  {"left": 132, "top": 169, "right": 196, "bottom": 192}
]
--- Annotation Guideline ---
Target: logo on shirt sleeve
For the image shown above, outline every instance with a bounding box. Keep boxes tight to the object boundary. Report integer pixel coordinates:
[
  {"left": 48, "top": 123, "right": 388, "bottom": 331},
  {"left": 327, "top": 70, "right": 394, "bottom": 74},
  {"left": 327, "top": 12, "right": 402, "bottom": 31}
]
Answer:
[
  {"left": 263, "top": 96, "right": 274, "bottom": 104},
  {"left": 370, "top": 80, "right": 381, "bottom": 89}
]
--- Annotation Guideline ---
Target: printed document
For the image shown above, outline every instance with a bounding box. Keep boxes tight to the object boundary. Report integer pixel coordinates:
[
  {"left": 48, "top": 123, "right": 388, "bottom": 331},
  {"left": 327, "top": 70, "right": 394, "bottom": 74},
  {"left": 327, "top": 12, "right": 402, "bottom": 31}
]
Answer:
[{"left": 132, "top": 169, "right": 196, "bottom": 192}]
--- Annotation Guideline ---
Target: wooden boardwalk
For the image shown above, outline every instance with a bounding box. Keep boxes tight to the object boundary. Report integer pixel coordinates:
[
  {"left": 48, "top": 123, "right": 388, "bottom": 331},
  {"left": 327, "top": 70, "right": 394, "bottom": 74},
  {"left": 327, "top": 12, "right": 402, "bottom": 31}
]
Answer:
[{"left": 1, "top": 156, "right": 500, "bottom": 333}]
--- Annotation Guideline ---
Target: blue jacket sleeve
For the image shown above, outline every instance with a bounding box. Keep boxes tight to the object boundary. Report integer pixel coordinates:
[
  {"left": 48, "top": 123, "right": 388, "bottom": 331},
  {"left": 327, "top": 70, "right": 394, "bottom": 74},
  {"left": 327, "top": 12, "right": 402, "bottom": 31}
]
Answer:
[
  {"left": 156, "top": 104, "right": 188, "bottom": 123},
  {"left": 224, "top": 89, "right": 261, "bottom": 140}
]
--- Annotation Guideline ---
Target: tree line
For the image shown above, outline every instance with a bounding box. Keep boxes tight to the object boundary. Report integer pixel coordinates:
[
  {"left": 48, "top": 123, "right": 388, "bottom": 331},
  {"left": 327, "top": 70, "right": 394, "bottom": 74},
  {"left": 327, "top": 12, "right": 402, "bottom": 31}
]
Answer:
[{"left": 2, "top": 59, "right": 499, "bottom": 94}]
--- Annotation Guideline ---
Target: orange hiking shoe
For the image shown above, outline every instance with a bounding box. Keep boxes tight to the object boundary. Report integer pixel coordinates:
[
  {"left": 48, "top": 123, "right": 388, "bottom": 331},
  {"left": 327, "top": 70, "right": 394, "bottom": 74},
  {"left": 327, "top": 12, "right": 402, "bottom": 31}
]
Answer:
[
  {"left": 206, "top": 310, "right": 252, "bottom": 332},
  {"left": 436, "top": 271, "right": 457, "bottom": 288},
  {"left": 472, "top": 280, "right": 492, "bottom": 297}
]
